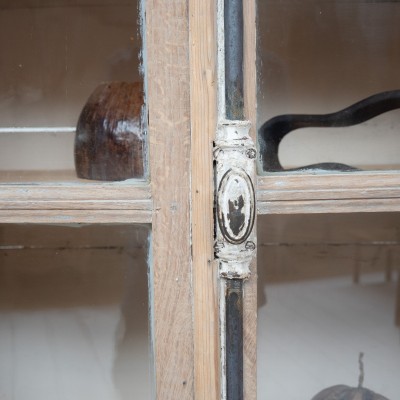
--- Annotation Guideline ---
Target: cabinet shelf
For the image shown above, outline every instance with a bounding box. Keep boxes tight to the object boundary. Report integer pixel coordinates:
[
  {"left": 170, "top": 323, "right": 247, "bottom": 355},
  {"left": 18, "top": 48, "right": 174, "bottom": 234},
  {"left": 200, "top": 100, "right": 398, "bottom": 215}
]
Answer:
[{"left": 257, "top": 171, "right": 400, "bottom": 214}]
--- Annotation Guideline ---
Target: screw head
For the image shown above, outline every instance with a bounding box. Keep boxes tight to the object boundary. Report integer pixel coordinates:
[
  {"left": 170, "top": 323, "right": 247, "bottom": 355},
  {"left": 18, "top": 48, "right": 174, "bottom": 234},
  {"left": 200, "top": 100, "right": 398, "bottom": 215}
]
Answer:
[
  {"left": 246, "top": 148, "right": 257, "bottom": 159},
  {"left": 245, "top": 241, "right": 256, "bottom": 250}
]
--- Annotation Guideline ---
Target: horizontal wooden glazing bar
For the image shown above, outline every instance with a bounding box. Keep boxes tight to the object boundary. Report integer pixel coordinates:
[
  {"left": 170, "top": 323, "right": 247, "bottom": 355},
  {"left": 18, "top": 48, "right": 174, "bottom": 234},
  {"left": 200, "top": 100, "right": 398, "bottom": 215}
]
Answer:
[
  {"left": 0, "top": 180, "right": 152, "bottom": 223},
  {"left": 257, "top": 171, "right": 400, "bottom": 214}
]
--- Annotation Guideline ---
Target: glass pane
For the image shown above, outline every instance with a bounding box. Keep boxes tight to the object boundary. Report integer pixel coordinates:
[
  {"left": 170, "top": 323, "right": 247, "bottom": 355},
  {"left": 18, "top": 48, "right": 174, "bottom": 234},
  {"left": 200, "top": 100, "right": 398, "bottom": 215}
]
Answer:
[
  {"left": 257, "top": 213, "right": 400, "bottom": 399},
  {"left": 257, "top": 0, "right": 400, "bottom": 173},
  {"left": 0, "top": 223, "right": 152, "bottom": 399},
  {"left": 0, "top": 0, "right": 146, "bottom": 182}
]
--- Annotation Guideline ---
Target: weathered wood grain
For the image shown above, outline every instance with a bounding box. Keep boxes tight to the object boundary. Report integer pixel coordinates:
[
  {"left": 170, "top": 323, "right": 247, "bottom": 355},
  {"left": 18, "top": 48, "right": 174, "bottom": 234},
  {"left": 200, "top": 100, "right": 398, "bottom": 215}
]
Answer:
[
  {"left": 243, "top": 0, "right": 258, "bottom": 398},
  {"left": 0, "top": 182, "right": 150, "bottom": 204},
  {"left": 0, "top": 209, "right": 151, "bottom": 224},
  {"left": 257, "top": 198, "right": 400, "bottom": 215},
  {"left": 257, "top": 172, "right": 400, "bottom": 214},
  {"left": 0, "top": 181, "right": 151, "bottom": 222},
  {"left": 189, "top": 0, "right": 220, "bottom": 398},
  {"left": 146, "top": 0, "right": 194, "bottom": 398}
]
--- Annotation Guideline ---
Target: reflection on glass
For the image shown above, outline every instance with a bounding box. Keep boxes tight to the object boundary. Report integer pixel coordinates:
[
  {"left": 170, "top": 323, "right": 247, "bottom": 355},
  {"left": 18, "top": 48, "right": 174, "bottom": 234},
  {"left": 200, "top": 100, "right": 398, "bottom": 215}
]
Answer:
[
  {"left": 257, "top": 213, "right": 400, "bottom": 399},
  {"left": 0, "top": 0, "right": 144, "bottom": 181},
  {"left": 0, "top": 224, "right": 151, "bottom": 400},
  {"left": 257, "top": 0, "right": 400, "bottom": 172}
]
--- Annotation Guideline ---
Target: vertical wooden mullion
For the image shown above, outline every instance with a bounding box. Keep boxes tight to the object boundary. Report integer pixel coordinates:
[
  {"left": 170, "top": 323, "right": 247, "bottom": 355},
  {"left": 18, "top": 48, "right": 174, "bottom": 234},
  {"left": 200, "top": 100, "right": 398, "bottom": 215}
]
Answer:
[
  {"left": 147, "top": 0, "right": 256, "bottom": 398},
  {"left": 189, "top": 0, "right": 220, "bottom": 399},
  {"left": 147, "top": 0, "right": 194, "bottom": 398},
  {"left": 243, "top": 0, "right": 258, "bottom": 399}
]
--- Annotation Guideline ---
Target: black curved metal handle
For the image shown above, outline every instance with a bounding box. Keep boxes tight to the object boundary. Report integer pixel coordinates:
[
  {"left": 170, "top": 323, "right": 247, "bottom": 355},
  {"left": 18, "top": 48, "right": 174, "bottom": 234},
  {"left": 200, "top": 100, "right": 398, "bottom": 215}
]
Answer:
[{"left": 258, "top": 90, "right": 400, "bottom": 172}]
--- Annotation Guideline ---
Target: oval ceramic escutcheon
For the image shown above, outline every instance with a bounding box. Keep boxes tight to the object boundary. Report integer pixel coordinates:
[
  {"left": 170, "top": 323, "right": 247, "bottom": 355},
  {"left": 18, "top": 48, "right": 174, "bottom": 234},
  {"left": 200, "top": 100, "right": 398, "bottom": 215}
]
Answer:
[{"left": 217, "top": 167, "right": 255, "bottom": 244}]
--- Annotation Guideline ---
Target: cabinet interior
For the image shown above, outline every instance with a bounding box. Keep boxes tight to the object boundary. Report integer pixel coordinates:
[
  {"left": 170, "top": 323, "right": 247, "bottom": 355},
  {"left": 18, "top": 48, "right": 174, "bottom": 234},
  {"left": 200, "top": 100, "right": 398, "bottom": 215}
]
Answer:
[
  {"left": 257, "top": 212, "right": 400, "bottom": 399},
  {"left": 257, "top": 0, "right": 400, "bottom": 172},
  {"left": 0, "top": 223, "right": 152, "bottom": 400},
  {"left": 0, "top": 0, "right": 143, "bottom": 179}
]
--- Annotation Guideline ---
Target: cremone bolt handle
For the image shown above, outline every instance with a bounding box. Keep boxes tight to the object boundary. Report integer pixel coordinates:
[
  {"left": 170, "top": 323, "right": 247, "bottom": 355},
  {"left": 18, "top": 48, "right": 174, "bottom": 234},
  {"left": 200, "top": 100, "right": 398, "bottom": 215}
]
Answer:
[{"left": 259, "top": 90, "right": 400, "bottom": 172}]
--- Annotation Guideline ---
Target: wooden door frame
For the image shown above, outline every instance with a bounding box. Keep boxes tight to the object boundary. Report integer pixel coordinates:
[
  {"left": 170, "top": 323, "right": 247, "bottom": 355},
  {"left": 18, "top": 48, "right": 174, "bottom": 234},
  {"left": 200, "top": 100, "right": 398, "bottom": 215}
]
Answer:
[{"left": 147, "top": 0, "right": 257, "bottom": 398}]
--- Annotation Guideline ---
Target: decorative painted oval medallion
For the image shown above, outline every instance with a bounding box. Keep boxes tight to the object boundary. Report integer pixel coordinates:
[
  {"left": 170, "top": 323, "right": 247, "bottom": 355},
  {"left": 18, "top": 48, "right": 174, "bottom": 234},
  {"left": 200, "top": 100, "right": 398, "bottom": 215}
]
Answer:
[{"left": 217, "top": 167, "right": 255, "bottom": 244}]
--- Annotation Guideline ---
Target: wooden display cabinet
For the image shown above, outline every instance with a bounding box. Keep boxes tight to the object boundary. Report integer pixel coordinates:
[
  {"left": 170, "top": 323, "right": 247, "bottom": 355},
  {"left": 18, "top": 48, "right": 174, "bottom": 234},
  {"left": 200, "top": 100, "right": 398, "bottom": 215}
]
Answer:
[{"left": 1, "top": 0, "right": 400, "bottom": 399}]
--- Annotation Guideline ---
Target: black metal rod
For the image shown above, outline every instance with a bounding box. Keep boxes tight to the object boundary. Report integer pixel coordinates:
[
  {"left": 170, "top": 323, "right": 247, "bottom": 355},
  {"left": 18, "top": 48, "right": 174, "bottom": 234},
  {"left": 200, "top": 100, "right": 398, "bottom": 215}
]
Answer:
[
  {"left": 226, "top": 279, "right": 244, "bottom": 400},
  {"left": 224, "top": 0, "right": 245, "bottom": 398},
  {"left": 224, "top": 0, "right": 244, "bottom": 120}
]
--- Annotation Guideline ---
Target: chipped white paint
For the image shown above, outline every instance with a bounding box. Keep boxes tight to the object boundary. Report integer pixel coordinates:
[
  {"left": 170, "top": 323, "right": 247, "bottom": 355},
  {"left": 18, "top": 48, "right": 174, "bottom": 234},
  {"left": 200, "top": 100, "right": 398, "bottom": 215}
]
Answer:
[
  {"left": 214, "top": 120, "right": 256, "bottom": 279},
  {"left": 214, "top": 120, "right": 256, "bottom": 400},
  {"left": 217, "top": 167, "right": 254, "bottom": 244}
]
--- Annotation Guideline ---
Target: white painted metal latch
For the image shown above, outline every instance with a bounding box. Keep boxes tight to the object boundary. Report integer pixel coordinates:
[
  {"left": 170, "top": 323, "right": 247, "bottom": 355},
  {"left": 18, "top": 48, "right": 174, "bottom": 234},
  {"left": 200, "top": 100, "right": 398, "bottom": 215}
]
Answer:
[{"left": 214, "top": 120, "right": 256, "bottom": 279}]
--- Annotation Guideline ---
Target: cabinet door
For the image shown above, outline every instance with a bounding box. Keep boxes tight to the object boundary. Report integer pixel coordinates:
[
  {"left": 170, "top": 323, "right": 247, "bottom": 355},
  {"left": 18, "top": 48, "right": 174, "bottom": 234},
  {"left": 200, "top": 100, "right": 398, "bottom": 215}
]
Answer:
[
  {"left": 0, "top": 2, "right": 157, "bottom": 399},
  {"left": 255, "top": 2, "right": 400, "bottom": 399}
]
